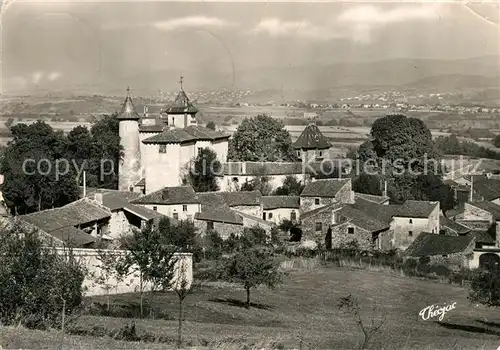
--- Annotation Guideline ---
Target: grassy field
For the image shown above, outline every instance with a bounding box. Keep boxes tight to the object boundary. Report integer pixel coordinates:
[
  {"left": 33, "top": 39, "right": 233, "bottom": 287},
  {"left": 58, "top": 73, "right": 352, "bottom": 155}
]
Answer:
[{"left": 4, "top": 267, "right": 499, "bottom": 349}]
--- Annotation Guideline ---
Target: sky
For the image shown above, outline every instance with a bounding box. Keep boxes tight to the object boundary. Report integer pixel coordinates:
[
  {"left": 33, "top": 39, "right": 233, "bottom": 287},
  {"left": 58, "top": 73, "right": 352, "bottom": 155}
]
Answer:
[{"left": 1, "top": 1, "right": 499, "bottom": 95}]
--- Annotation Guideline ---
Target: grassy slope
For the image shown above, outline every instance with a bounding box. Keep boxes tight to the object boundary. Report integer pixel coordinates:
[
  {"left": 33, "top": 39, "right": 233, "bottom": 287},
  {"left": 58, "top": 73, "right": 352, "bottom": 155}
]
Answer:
[{"left": 74, "top": 268, "right": 500, "bottom": 349}]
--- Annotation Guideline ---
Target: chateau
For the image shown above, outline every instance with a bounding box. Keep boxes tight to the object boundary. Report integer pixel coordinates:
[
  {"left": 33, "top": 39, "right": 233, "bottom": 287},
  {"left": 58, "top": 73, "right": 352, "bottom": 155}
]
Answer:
[{"left": 117, "top": 81, "right": 230, "bottom": 195}]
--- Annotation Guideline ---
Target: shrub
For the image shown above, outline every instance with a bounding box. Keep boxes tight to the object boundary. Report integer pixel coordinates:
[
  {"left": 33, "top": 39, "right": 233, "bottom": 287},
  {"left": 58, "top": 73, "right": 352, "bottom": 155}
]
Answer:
[{"left": 0, "top": 222, "right": 86, "bottom": 329}]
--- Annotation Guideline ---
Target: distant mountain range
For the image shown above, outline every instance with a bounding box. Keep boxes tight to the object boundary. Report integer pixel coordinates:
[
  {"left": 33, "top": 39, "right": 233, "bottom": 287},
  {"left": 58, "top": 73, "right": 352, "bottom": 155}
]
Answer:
[{"left": 5, "top": 55, "right": 500, "bottom": 97}]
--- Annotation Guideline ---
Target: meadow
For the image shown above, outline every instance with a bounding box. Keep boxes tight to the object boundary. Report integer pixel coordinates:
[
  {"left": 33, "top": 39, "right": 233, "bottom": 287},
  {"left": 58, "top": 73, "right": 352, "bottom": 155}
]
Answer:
[{"left": 3, "top": 267, "right": 500, "bottom": 349}]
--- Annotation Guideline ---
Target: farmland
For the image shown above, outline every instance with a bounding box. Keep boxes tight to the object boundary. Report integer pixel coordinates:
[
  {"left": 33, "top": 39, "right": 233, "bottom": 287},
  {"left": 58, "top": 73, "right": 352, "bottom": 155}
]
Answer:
[{"left": 3, "top": 267, "right": 500, "bottom": 349}]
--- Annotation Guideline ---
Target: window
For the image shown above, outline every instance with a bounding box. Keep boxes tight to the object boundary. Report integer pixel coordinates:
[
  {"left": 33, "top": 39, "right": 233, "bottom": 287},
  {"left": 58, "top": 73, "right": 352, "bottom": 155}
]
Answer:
[
  {"left": 348, "top": 227, "right": 355, "bottom": 234},
  {"left": 198, "top": 147, "right": 203, "bottom": 154},
  {"left": 129, "top": 186, "right": 134, "bottom": 192},
  {"left": 182, "top": 205, "right": 188, "bottom": 212},
  {"left": 153, "top": 206, "right": 157, "bottom": 211},
  {"left": 159, "top": 144, "right": 166, "bottom": 153},
  {"left": 268, "top": 213, "right": 273, "bottom": 219},
  {"left": 290, "top": 211, "right": 297, "bottom": 221},
  {"left": 232, "top": 177, "right": 239, "bottom": 182},
  {"left": 207, "top": 221, "right": 214, "bottom": 231},
  {"left": 315, "top": 198, "right": 320, "bottom": 205},
  {"left": 319, "top": 151, "right": 323, "bottom": 157},
  {"left": 315, "top": 222, "right": 322, "bottom": 232},
  {"left": 173, "top": 213, "right": 179, "bottom": 220},
  {"left": 409, "top": 219, "right": 413, "bottom": 224},
  {"left": 409, "top": 231, "right": 413, "bottom": 237},
  {"left": 297, "top": 150, "right": 301, "bottom": 157}
]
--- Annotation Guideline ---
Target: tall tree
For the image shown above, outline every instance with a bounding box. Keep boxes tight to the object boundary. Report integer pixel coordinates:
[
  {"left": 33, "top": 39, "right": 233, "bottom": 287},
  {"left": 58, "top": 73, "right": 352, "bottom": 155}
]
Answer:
[
  {"left": 353, "top": 173, "right": 382, "bottom": 195},
  {"left": 273, "top": 175, "right": 305, "bottom": 196},
  {"left": 494, "top": 135, "right": 500, "bottom": 148},
  {"left": 186, "top": 148, "right": 221, "bottom": 192},
  {"left": 205, "top": 121, "right": 216, "bottom": 130},
  {"left": 228, "top": 114, "right": 297, "bottom": 162}
]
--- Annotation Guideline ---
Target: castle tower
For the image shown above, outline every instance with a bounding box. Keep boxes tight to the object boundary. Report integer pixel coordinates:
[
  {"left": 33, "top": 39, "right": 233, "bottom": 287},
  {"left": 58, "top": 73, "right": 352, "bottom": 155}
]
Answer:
[
  {"left": 293, "top": 123, "right": 331, "bottom": 163},
  {"left": 117, "top": 87, "right": 141, "bottom": 191},
  {"left": 161, "top": 76, "right": 198, "bottom": 129}
]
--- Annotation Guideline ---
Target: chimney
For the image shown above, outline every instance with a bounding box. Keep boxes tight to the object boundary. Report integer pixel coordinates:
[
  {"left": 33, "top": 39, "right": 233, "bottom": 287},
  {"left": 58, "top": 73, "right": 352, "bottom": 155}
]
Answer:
[
  {"left": 94, "top": 193, "right": 103, "bottom": 204},
  {"left": 382, "top": 180, "right": 388, "bottom": 197},
  {"left": 143, "top": 106, "right": 149, "bottom": 118}
]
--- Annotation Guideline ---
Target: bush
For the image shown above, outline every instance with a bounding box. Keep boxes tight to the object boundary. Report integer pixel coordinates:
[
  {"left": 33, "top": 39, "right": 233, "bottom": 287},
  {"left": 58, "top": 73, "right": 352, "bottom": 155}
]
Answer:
[{"left": 0, "top": 222, "right": 86, "bottom": 329}]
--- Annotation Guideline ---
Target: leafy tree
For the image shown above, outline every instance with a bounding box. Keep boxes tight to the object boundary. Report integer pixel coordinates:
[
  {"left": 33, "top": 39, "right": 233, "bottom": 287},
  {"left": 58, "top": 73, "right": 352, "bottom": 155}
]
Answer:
[
  {"left": 239, "top": 165, "right": 273, "bottom": 195},
  {"left": 468, "top": 268, "right": 500, "bottom": 307},
  {"left": 4, "top": 117, "right": 14, "bottom": 129},
  {"left": 186, "top": 148, "right": 221, "bottom": 192},
  {"left": 353, "top": 173, "right": 382, "bottom": 195},
  {"left": 206, "top": 121, "right": 216, "bottom": 130},
  {"left": 0, "top": 221, "right": 86, "bottom": 329},
  {"left": 221, "top": 246, "right": 284, "bottom": 308},
  {"left": 273, "top": 175, "right": 304, "bottom": 196},
  {"left": 494, "top": 135, "right": 500, "bottom": 148},
  {"left": 0, "top": 121, "right": 80, "bottom": 214},
  {"left": 228, "top": 114, "right": 297, "bottom": 162}
]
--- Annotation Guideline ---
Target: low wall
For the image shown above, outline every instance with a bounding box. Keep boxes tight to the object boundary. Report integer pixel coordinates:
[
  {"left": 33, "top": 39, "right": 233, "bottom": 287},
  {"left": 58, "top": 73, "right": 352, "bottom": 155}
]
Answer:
[{"left": 54, "top": 248, "right": 193, "bottom": 297}]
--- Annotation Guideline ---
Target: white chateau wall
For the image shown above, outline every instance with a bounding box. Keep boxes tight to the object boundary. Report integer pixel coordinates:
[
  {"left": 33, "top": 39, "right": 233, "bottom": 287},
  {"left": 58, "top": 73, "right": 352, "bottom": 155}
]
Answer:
[
  {"left": 144, "top": 143, "right": 182, "bottom": 193},
  {"left": 119, "top": 120, "right": 141, "bottom": 191}
]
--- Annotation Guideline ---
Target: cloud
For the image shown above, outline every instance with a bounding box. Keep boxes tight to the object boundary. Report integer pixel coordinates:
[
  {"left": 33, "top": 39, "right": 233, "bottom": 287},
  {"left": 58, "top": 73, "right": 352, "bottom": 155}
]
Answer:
[
  {"left": 252, "top": 18, "right": 340, "bottom": 40},
  {"left": 252, "top": 4, "right": 444, "bottom": 43},
  {"left": 48, "top": 72, "right": 61, "bottom": 81},
  {"left": 32, "top": 72, "right": 43, "bottom": 84},
  {"left": 153, "top": 16, "right": 235, "bottom": 31}
]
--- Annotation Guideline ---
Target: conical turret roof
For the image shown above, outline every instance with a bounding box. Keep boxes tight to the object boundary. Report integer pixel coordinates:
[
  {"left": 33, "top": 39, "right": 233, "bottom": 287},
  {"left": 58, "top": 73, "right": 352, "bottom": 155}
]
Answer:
[
  {"left": 117, "top": 87, "right": 141, "bottom": 120},
  {"left": 293, "top": 123, "right": 331, "bottom": 150}
]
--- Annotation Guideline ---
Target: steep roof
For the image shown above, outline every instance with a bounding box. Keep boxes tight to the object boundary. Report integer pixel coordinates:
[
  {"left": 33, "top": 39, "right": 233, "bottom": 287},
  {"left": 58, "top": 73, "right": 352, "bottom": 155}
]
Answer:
[
  {"left": 468, "top": 230, "right": 496, "bottom": 244},
  {"left": 164, "top": 90, "right": 198, "bottom": 114},
  {"left": 440, "top": 215, "right": 471, "bottom": 235},
  {"left": 117, "top": 89, "right": 141, "bottom": 121},
  {"left": 468, "top": 201, "right": 500, "bottom": 219},
  {"left": 142, "top": 125, "right": 229, "bottom": 144},
  {"left": 405, "top": 232, "right": 474, "bottom": 257},
  {"left": 393, "top": 200, "right": 439, "bottom": 218},
  {"left": 99, "top": 193, "right": 162, "bottom": 221},
  {"left": 194, "top": 192, "right": 243, "bottom": 225},
  {"left": 338, "top": 205, "right": 390, "bottom": 233},
  {"left": 130, "top": 186, "right": 200, "bottom": 205},
  {"left": 293, "top": 123, "right": 331, "bottom": 150},
  {"left": 262, "top": 196, "right": 301, "bottom": 210},
  {"left": 354, "top": 193, "right": 389, "bottom": 205},
  {"left": 301, "top": 179, "right": 350, "bottom": 198},
  {"left": 351, "top": 198, "right": 400, "bottom": 224},
  {"left": 218, "top": 191, "right": 262, "bottom": 207},
  {"left": 139, "top": 124, "right": 164, "bottom": 133}
]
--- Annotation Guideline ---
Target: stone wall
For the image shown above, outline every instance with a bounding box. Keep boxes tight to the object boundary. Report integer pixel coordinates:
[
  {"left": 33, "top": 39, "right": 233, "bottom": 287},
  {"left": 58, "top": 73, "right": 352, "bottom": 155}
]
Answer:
[
  {"left": 301, "top": 208, "right": 333, "bottom": 241},
  {"left": 335, "top": 181, "right": 354, "bottom": 204},
  {"left": 108, "top": 211, "right": 133, "bottom": 239},
  {"left": 55, "top": 248, "right": 193, "bottom": 297},
  {"left": 300, "top": 197, "right": 336, "bottom": 213},
  {"left": 330, "top": 222, "right": 373, "bottom": 250},
  {"left": 428, "top": 251, "right": 474, "bottom": 270},
  {"left": 193, "top": 219, "right": 243, "bottom": 239}
]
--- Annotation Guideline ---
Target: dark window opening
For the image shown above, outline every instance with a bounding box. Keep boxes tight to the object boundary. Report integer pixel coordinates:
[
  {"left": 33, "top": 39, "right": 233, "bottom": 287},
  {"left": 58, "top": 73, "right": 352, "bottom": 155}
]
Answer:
[
  {"left": 182, "top": 205, "right": 188, "bottom": 212},
  {"left": 348, "top": 227, "right": 355, "bottom": 234},
  {"left": 152, "top": 206, "right": 157, "bottom": 211},
  {"left": 315, "top": 198, "right": 320, "bottom": 205},
  {"left": 315, "top": 222, "right": 322, "bottom": 232},
  {"left": 409, "top": 231, "right": 413, "bottom": 237},
  {"left": 173, "top": 213, "right": 179, "bottom": 220},
  {"left": 207, "top": 221, "right": 214, "bottom": 231},
  {"left": 268, "top": 213, "right": 273, "bottom": 219}
]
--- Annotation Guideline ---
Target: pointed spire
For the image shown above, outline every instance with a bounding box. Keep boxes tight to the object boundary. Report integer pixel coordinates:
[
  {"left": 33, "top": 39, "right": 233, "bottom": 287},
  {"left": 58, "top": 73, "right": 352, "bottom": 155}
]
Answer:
[
  {"left": 117, "top": 86, "right": 140, "bottom": 120},
  {"left": 178, "top": 75, "right": 184, "bottom": 91}
]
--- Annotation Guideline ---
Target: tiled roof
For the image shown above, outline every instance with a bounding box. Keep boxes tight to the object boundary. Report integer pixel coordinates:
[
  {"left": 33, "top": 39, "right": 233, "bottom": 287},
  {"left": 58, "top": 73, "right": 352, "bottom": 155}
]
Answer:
[
  {"left": 300, "top": 179, "right": 350, "bottom": 198},
  {"left": 139, "top": 125, "right": 164, "bottom": 133},
  {"left": 97, "top": 193, "right": 162, "bottom": 221},
  {"left": 135, "top": 178, "right": 145, "bottom": 187},
  {"left": 234, "top": 210, "right": 272, "bottom": 227},
  {"left": 405, "top": 232, "right": 474, "bottom": 257},
  {"left": 117, "top": 93, "right": 141, "bottom": 121},
  {"left": 443, "top": 179, "right": 459, "bottom": 187},
  {"left": 468, "top": 201, "right": 500, "bottom": 219},
  {"left": 142, "top": 125, "right": 229, "bottom": 144},
  {"left": 300, "top": 203, "right": 342, "bottom": 221},
  {"left": 354, "top": 193, "right": 389, "bottom": 205},
  {"left": 351, "top": 198, "right": 400, "bottom": 224},
  {"left": 219, "top": 191, "right": 262, "bottom": 207},
  {"left": 468, "top": 230, "right": 496, "bottom": 244},
  {"left": 293, "top": 123, "right": 331, "bottom": 150},
  {"left": 338, "top": 205, "right": 390, "bottom": 233},
  {"left": 440, "top": 215, "right": 471, "bottom": 235},
  {"left": 164, "top": 90, "right": 198, "bottom": 114},
  {"left": 130, "top": 186, "right": 200, "bottom": 205},
  {"left": 472, "top": 176, "right": 500, "bottom": 201},
  {"left": 194, "top": 192, "right": 243, "bottom": 225},
  {"left": 393, "top": 200, "right": 438, "bottom": 218},
  {"left": 262, "top": 196, "right": 300, "bottom": 210},
  {"left": 80, "top": 187, "right": 142, "bottom": 202},
  {"left": 123, "top": 205, "right": 163, "bottom": 221},
  {"left": 19, "top": 199, "right": 111, "bottom": 247}
]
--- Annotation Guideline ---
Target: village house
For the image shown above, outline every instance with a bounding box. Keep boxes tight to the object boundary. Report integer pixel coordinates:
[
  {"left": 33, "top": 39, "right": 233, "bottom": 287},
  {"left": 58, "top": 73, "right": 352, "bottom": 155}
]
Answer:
[
  {"left": 218, "top": 190, "right": 262, "bottom": 217},
  {"left": 129, "top": 186, "right": 201, "bottom": 221},
  {"left": 404, "top": 232, "right": 476, "bottom": 270},
  {"left": 15, "top": 199, "right": 112, "bottom": 248},
  {"left": 300, "top": 178, "right": 354, "bottom": 212},
  {"left": 261, "top": 196, "right": 300, "bottom": 224}
]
